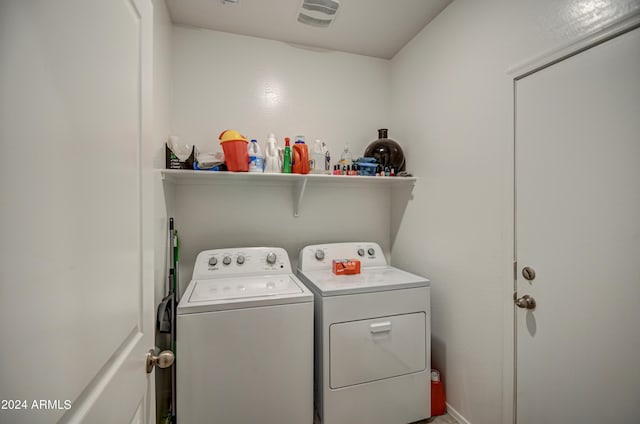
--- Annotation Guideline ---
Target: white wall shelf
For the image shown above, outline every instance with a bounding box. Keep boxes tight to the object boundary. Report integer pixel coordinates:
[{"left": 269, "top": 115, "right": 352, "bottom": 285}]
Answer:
[{"left": 160, "top": 169, "right": 417, "bottom": 217}]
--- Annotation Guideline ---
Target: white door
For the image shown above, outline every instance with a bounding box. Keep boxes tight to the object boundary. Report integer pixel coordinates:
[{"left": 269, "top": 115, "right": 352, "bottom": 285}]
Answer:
[
  {"left": 0, "top": 1, "right": 156, "bottom": 423},
  {"left": 515, "top": 27, "right": 640, "bottom": 423}
]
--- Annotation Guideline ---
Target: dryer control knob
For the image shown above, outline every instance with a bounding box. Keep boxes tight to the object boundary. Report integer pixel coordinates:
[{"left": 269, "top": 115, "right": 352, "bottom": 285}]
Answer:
[
  {"left": 315, "top": 249, "right": 325, "bottom": 260},
  {"left": 236, "top": 255, "right": 245, "bottom": 265},
  {"left": 266, "top": 252, "right": 277, "bottom": 265},
  {"left": 357, "top": 248, "right": 365, "bottom": 257},
  {"left": 367, "top": 248, "right": 375, "bottom": 256},
  {"left": 222, "top": 256, "right": 232, "bottom": 266},
  {"left": 208, "top": 257, "right": 218, "bottom": 266}
]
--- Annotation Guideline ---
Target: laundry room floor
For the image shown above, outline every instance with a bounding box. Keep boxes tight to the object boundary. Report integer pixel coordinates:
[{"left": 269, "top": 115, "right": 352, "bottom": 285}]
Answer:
[
  {"left": 313, "top": 414, "right": 459, "bottom": 424},
  {"left": 420, "top": 414, "right": 459, "bottom": 423}
]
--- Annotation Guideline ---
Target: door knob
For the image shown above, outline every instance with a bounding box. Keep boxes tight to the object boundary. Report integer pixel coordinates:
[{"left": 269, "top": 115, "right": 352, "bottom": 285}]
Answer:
[
  {"left": 515, "top": 294, "right": 536, "bottom": 310},
  {"left": 146, "top": 349, "right": 175, "bottom": 373}
]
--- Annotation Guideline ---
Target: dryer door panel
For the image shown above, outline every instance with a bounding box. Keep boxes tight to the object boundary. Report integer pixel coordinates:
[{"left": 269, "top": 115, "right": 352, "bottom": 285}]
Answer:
[{"left": 330, "top": 312, "right": 426, "bottom": 389}]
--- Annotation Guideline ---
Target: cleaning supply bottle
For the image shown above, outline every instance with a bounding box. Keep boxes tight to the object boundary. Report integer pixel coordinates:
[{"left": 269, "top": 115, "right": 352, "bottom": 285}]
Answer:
[
  {"left": 339, "top": 144, "right": 353, "bottom": 167},
  {"left": 248, "top": 139, "right": 264, "bottom": 172},
  {"left": 292, "top": 136, "right": 310, "bottom": 174},
  {"left": 311, "top": 139, "right": 325, "bottom": 174},
  {"left": 283, "top": 137, "right": 292, "bottom": 173},
  {"left": 264, "top": 133, "right": 280, "bottom": 173},
  {"left": 323, "top": 142, "right": 331, "bottom": 174}
]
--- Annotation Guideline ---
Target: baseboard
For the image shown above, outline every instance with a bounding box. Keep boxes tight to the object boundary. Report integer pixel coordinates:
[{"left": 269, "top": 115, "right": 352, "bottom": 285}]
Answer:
[{"left": 446, "top": 402, "right": 471, "bottom": 424}]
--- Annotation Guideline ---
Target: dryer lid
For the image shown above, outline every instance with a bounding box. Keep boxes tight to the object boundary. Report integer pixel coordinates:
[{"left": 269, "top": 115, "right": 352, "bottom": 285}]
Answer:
[{"left": 297, "top": 266, "right": 430, "bottom": 296}]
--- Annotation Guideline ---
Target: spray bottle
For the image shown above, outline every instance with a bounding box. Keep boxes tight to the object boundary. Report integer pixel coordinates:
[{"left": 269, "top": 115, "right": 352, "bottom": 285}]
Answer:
[{"left": 283, "top": 137, "right": 292, "bottom": 173}]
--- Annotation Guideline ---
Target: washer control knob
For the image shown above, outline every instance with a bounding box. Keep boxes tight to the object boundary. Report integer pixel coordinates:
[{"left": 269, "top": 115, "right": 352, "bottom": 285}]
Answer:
[
  {"left": 222, "top": 256, "right": 232, "bottom": 266},
  {"left": 236, "top": 255, "right": 245, "bottom": 265},
  {"left": 357, "top": 248, "right": 365, "bottom": 257},
  {"left": 208, "top": 257, "right": 218, "bottom": 266},
  {"left": 315, "top": 249, "right": 325, "bottom": 260},
  {"left": 266, "top": 252, "right": 277, "bottom": 265},
  {"left": 367, "top": 248, "right": 375, "bottom": 256}
]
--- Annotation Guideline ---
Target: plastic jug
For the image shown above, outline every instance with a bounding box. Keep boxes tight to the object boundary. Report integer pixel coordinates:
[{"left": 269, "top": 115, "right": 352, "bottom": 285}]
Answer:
[
  {"left": 264, "top": 133, "right": 281, "bottom": 173},
  {"left": 311, "top": 139, "right": 325, "bottom": 174},
  {"left": 292, "top": 137, "right": 309, "bottom": 174},
  {"left": 248, "top": 139, "right": 264, "bottom": 172}
]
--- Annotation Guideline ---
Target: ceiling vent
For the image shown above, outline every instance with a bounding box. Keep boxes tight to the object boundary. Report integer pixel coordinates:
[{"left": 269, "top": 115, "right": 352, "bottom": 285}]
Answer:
[{"left": 297, "top": 0, "right": 340, "bottom": 28}]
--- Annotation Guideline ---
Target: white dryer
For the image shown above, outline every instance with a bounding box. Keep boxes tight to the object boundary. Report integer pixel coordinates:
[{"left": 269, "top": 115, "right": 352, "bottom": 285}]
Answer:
[
  {"left": 297, "top": 242, "right": 431, "bottom": 424},
  {"left": 177, "top": 247, "right": 314, "bottom": 424}
]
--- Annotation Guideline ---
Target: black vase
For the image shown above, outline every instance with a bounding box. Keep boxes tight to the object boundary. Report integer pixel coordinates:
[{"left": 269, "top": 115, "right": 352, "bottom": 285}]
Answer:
[{"left": 364, "top": 129, "right": 406, "bottom": 172}]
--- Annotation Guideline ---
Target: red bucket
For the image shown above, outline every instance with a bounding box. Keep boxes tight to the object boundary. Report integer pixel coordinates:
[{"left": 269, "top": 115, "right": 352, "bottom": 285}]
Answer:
[{"left": 219, "top": 130, "right": 249, "bottom": 172}]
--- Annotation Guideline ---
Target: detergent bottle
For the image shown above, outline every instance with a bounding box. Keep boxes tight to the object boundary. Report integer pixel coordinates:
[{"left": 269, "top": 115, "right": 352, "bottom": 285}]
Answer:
[
  {"left": 292, "top": 135, "right": 309, "bottom": 174},
  {"left": 248, "top": 139, "right": 264, "bottom": 172},
  {"left": 264, "top": 133, "right": 280, "bottom": 173}
]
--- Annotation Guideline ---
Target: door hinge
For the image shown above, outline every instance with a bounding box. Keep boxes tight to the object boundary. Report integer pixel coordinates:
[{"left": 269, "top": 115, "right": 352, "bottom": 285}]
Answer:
[{"left": 513, "top": 261, "right": 517, "bottom": 281}]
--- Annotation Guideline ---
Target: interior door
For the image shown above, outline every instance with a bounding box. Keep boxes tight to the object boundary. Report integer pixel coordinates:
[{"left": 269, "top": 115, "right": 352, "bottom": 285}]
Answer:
[
  {"left": 515, "top": 27, "right": 640, "bottom": 423},
  {"left": 0, "top": 1, "right": 156, "bottom": 423}
]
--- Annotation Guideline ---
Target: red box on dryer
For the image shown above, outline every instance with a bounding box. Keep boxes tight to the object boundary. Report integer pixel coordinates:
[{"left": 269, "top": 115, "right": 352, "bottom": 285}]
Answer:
[{"left": 332, "top": 259, "right": 361, "bottom": 275}]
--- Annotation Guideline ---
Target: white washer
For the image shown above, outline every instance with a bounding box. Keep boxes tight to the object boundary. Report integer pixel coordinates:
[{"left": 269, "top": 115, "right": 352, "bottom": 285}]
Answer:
[
  {"left": 177, "top": 247, "right": 314, "bottom": 424},
  {"left": 297, "top": 242, "right": 431, "bottom": 424}
]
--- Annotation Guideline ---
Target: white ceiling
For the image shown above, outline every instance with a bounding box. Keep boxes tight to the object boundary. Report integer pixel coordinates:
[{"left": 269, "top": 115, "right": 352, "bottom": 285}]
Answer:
[{"left": 165, "top": 0, "right": 453, "bottom": 60}]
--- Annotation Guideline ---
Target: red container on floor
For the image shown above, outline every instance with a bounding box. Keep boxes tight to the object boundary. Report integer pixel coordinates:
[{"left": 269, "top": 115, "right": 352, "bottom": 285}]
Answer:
[
  {"left": 219, "top": 130, "right": 249, "bottom": 172},
  {"left": 431, "top": 369, "right": 446, "bottom": 416}
]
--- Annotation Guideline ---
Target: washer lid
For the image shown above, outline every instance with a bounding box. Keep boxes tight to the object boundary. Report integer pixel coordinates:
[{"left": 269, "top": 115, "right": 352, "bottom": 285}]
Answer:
[
  {"left": 297, "top": 266, "right": 430, "bottom": 296},
  {"left": 178, "top": 274, "right": 312, "bottom": 314}
]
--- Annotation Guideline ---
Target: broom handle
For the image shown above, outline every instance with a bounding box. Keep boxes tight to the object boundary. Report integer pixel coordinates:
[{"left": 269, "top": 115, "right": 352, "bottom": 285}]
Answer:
[{"left": 168, "top": 218, "right": 177, "bottom": 422}]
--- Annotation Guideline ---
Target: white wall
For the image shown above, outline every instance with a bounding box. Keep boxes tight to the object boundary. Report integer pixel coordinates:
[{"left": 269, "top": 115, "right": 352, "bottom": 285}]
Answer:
[
  {"left": 171, "top": 25, "right": 390, "bottom": 160},
  {"left": 169, "top": 27, "right": 394, "bottom": 294},
  {"left": 389, "top": 1, "right": 640, "bottom": 423},
  {"left": 171, "top": 182, "right": 393, "bottom": 295}
]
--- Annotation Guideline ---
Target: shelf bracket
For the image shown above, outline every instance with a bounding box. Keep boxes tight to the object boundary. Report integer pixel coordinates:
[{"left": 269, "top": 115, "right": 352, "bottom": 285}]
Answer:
[{"left": 293, "top": 177, "right": 308, "bottom": 217}]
